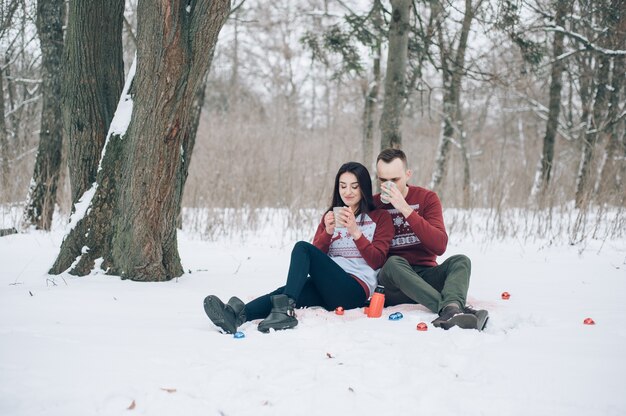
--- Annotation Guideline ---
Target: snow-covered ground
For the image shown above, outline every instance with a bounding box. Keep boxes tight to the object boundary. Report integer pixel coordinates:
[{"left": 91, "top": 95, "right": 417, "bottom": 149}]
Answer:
[{"left": 1, "top": 212, "right": 625, "bottom": 415}]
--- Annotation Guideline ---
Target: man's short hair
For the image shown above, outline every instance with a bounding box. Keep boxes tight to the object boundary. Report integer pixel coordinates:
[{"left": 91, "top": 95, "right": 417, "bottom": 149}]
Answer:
[{"left": 377, "top": 148, "right": 407, "bottom": 167}]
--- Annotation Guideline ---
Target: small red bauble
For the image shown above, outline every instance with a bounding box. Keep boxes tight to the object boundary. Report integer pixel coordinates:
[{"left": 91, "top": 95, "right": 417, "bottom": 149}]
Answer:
[
  {"left": 501, "top": 292, "right": 511, "bottom": 300},
  {"left": 416, "top": 322, "right": 428, "bottom": 331},
  {"left": 583, "top": 318, "right": 595, "bottom": 325},
  {"left": 335, "top": 307, "right": 344, "bottom": 315}
]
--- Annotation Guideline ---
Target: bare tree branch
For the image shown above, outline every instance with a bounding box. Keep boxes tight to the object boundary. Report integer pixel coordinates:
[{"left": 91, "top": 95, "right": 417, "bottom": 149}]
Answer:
[{"left": 544, "top": 25, "right": 626, "bottom": 56}]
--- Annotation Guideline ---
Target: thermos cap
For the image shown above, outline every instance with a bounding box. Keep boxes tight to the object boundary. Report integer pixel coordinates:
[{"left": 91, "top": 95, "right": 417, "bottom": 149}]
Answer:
[{"left": 374, "top": 285, "right": 385, "bottom": 294}]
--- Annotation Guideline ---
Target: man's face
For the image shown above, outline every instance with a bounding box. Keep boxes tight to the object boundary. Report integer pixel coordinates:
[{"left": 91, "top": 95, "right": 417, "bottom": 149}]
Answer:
[{"left": 376, "top": 158, "right": 411, "bottom": 196}]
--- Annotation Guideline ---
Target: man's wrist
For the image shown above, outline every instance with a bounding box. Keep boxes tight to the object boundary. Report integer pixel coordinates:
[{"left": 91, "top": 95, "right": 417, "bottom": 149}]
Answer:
[{"left": 400, "top": 204, "right": 414, "bottom": 218}]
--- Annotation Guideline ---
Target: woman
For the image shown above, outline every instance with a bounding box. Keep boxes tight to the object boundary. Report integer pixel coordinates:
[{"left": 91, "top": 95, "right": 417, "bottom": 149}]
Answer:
[{"left": 203, "top": 162, "right": 394, "bottom": 333}]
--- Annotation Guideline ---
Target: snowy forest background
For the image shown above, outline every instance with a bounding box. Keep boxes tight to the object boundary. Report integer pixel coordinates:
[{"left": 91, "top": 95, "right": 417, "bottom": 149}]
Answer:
[
  {"left": 1, "top": 3, "right": 625, "bottom": 414},
  {"left": 1, "top": 0, "right": 624, "bottom": 246}
]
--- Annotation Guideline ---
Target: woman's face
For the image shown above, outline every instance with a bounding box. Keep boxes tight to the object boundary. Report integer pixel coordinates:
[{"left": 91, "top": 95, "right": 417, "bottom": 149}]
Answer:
[{"left": 338, "top": 172, "right": 362, "bottom": 210}]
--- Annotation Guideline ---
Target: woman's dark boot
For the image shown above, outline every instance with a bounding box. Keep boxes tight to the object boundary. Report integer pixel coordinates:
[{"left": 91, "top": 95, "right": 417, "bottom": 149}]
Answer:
[
  {"left": 203, "top": 295, "right": 246, "bottom": 334},
  {"left": 257, "top": 294, "right": 298, "bottom": 333}
]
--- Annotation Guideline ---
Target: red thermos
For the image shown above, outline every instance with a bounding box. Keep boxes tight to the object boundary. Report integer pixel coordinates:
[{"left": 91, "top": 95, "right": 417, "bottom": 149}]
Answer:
[{"left": 367, "top": 285, "right": 385, "bottom": 318}]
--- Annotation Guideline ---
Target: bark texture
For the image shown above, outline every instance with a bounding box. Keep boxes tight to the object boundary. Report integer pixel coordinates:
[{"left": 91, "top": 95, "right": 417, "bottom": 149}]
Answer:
[
  {"left": 51, "top": 0, "right": 231, "bottom": 281},
  {"left": 23, "top": 0, "right": 65, "bottom": 230},
  {"left": 379, "top": 0, "right": 410, "bottom": 150},
  {"left": 63, "top": 0, "right": 124, "bottom": 205}
]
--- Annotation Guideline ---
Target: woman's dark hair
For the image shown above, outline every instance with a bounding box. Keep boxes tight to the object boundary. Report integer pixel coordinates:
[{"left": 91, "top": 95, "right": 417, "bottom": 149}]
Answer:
[{"left": 328, "top": 162, "right": 376, "bottom": 217}]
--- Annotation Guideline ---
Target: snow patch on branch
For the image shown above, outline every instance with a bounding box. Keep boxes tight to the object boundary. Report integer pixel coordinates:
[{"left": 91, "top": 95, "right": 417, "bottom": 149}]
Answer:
[{"left": 546, "top": 26, "right": 626, "bottom": 56}]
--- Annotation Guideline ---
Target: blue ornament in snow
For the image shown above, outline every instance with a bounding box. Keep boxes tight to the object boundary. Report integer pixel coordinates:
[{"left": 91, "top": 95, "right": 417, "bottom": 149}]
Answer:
[
  {"left": 233, "top": 331, "right": 245, "bottom": 339},
  {"left": 388, "top": 312, "right": 403, "bottom": 321}
]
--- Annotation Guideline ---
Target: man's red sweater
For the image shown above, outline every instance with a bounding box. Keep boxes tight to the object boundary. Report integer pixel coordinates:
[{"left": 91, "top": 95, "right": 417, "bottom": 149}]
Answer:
[{"left": 374, "top": 185, "right": 448, "bottom": 267}]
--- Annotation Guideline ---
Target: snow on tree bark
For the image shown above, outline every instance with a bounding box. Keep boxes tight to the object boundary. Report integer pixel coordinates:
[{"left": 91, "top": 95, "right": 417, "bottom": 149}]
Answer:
[{"left": 50, "top": 0, "right": 231, "bottom": 281}]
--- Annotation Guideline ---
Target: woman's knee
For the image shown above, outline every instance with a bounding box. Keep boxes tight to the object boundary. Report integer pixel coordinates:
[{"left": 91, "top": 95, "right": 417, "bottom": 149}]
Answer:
[
  {"left": 292, "top": 240, "right": 314, "bottom": 254},
  {"left": 294, "top": 240, "right": 312, "bottom": 250}
]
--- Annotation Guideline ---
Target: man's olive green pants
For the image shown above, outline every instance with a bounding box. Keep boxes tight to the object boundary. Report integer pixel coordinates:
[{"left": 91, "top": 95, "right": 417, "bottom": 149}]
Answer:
[{"left": 377, "top": 255, "right": 471, "bottom": 313}]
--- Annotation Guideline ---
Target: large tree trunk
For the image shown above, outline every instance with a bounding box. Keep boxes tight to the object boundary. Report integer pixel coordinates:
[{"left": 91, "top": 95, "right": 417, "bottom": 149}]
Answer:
[
  {"left": 529, "top": 0, "right": 568, "bottom": 202},
  {"left": 379, "top": 0, "right": 410, "bottom": 150},
  {"left": 430, "top": 0, "right": 476, "bottom": 193},
  {"left": 50, "top": 0, "right": 231, "bottom": 281},
  {"left": 63, "top": 0, "right": 124, "bottom": 205},
  {"left": 22, "top": 0, "right": 65, "bottom": 230},
  {"left": 362, "top": 1, "right": 382, "bottom": 171}
]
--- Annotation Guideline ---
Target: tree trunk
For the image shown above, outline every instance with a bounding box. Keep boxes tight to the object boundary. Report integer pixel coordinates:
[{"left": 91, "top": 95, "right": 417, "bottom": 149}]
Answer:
[
  {"left": 529, "top": 0, "right": 568, "bottom": 202},
  {"left": 458, "top": 112, "right": 471, "bottom": 207},
  {"left": 430, "top": 0, "right": 475, "bottom": 193},
  {"left": 379, "top": 0, "right": 410, "bottom": 150},
  {"left": 50, "top": 0, "right": 231, "bottom": 281},
  {"left": 575, "top": 56, "right": 610, "bottom": 208},
  {"left": 63, "top": 0, "right": 124, "bottom": 205},
  {"left": 597, "top": 54, "right": 625, "bottom": 201},
  {"left": 574, "top": 0, "right": 618, "bottom": 208},
  {"left": 0, "top": 70, "right": 9, "bottom": 201},
  {"left": 596, "top": 0, "right": 626, "bottom": 203},
  {"left": 5, "top": 53, "right": 21, "bottom": 145},
  {"left": 22, "top": 0, "right": 65, "bottom": 230},
  {"left": 362, "top": 1, "right": 382, "bottom": 171}
]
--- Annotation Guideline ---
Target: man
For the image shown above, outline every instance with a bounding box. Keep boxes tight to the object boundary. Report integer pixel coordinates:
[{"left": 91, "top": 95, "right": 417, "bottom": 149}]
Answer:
[{"left": 374, "top": 148, "right": 488, "bottom": 330}]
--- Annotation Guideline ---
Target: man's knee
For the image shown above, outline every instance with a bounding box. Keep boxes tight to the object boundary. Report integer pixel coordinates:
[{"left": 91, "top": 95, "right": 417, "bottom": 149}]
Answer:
[
  {"left": 448, "top": 254, "right": 471, "bottom": 270},
  {"left": 379, "top": 256, "right": 408, "bottom": 283},
  {"left": 381, "top": 256, "right": 406, "bottom": 274}
]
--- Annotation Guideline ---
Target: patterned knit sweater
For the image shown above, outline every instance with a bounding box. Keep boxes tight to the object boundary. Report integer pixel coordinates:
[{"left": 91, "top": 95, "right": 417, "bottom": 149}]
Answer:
[
  {"left": 374, "top": 185, "right": 448, "bottom": 267},
  {"left": 312, "top": 209, "right": 394, "bottom": 296}
]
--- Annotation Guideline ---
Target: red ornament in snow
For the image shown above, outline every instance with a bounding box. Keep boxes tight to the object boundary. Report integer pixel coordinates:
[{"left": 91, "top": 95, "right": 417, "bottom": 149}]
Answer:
[
  {"left": 416, "top": 322, "right": 428, "bottom": 331},
  {"left": 335, "top": 307, "right": 344, "bottom": 315},
  {"left": 583, "top": 318, "right": 595, "bottom": 325},
  {"left": 501, "top": 291, "right": 511, "bottom": 300}
]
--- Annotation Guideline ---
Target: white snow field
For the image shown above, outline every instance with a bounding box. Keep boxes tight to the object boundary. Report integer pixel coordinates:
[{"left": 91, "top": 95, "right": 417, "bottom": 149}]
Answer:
[{"left": 1, "top": 211, "right": 625, "bottom": 416}]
